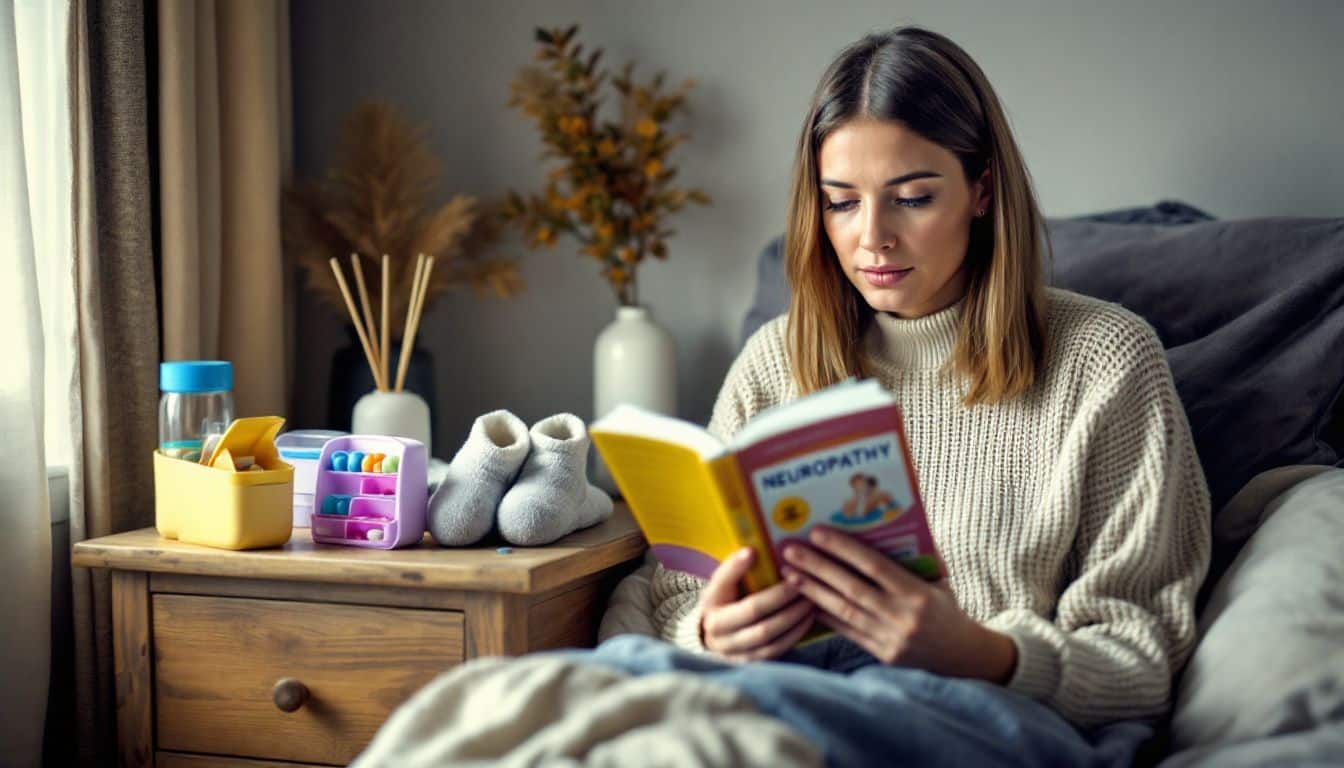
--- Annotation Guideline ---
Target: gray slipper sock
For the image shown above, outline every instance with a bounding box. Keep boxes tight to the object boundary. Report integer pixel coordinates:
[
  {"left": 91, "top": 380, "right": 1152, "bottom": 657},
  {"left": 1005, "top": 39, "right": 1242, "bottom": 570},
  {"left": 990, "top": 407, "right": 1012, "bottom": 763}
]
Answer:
[
  {"left": 497, "top": 414, "right": 613, "bottom": 546},
  {"left": 427, "top": 410, "right": 530, "bottom": 546}
]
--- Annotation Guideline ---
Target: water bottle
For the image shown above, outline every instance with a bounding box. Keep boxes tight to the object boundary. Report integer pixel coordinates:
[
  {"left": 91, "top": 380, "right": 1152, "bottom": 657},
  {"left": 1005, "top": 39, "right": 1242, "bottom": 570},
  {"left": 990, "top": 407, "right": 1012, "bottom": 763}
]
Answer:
[{"left": 159, "top": 361, "right": 235, "bottom": 462}]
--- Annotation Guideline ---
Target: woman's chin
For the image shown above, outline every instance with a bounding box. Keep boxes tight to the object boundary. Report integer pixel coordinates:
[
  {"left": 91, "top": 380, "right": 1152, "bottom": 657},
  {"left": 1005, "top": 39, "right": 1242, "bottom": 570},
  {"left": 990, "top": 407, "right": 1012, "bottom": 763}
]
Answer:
[{"left": 861, "top": 288, "right": 921, "bottom": 317}]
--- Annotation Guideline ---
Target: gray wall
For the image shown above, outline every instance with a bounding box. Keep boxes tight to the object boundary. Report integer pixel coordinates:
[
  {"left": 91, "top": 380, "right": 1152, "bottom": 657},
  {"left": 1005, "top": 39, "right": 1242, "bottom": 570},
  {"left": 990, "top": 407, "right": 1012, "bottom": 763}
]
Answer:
[{"left": 290, "top": 0, "right": 1344, "bottom": 454}]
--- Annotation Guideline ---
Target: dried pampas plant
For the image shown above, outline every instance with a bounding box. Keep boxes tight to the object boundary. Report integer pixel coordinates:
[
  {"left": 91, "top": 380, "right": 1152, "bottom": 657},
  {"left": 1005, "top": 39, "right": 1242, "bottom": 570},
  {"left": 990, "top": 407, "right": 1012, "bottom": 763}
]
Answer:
[{"left": 284, "top": 101, "right": 523, "bottom": 337}]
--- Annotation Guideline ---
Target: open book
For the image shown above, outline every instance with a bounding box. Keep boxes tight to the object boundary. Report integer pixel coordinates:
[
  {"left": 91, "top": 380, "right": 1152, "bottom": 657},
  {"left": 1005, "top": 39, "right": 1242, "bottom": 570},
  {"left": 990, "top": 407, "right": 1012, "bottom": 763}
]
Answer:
[{"left": 590, "top": 379, "right": 942, "bottom": 593}]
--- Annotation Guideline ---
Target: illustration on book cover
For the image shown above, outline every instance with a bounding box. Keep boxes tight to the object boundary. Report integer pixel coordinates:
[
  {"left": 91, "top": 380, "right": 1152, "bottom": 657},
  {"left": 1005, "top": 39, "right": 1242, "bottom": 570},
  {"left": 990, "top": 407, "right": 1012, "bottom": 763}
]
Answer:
[{"left": 752, "top": 432, "right": 926, "bottom": 563}]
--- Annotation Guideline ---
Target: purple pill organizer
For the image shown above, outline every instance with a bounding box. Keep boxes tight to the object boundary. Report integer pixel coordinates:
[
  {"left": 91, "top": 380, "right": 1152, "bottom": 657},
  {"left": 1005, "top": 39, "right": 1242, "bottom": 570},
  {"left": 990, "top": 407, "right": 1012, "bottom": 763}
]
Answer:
[{"left": 310, "top": 435, "right": 426, "bottom": 549}]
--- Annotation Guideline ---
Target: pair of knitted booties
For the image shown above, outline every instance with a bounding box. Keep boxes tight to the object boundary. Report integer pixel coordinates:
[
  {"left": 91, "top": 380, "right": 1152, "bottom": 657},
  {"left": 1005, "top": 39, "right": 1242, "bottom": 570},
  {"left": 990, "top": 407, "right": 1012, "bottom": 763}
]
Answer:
[{"left": 427, "top": 410, "right": 613, "bottom": 547}]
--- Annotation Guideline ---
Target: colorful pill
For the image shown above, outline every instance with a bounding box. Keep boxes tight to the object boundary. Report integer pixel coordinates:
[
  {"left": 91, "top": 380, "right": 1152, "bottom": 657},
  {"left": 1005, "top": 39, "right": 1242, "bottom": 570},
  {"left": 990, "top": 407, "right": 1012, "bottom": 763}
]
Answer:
[
  {"left": 335, "top": 496, "right": 351, "bottom": 516},
  {"left": 366, "top": 529, "right": 384, "bottom": 541},
  {"left": 361, "top": 453, "right": 381, "bottom": 473},
  {"left": 321, "top": 495, "right": 339, "bottom": 516},
  {"left": 370, "top": 457, "right": 383, "bottom": 473},
  {"left": 348, "top": 452, "right": 365, "bottom": 473},
  {"left": 331, "top": 451, "right": 348, "bottom": 471},
  {"left": 383, "top": 455, "right": 399, "bottom": 473}
]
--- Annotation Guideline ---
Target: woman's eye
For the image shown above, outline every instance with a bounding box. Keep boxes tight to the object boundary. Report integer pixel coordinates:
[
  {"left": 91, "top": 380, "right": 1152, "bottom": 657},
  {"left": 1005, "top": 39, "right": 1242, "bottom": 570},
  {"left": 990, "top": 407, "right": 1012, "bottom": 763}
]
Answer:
[
  {"left": 824, "top": 196, "right": 933, "bottom": 212},
  {"left": 894, "top": 195, "right": 933, "bottom": 208}
]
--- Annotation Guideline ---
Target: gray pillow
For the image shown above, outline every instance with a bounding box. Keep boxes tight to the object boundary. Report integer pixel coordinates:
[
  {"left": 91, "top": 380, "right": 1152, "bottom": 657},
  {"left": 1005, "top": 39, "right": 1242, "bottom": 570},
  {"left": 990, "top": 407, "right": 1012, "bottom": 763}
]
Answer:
[
  {"left": 1164, "top": 468, "right": 1344, "bottom": 764},
  {"left": 1048, "top": 218, "right": 1344, "bottom": 511}
]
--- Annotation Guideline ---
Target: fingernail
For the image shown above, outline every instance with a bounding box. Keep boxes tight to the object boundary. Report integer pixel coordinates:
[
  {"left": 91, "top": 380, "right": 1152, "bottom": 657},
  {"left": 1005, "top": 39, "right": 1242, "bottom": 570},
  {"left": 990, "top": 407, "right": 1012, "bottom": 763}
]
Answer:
[
  {"left": 736, "top": 548, "right": 752, "bottom": 561},
  {"left": 783, "top": 547, "right": 799, "bottom": 562},
  {"left": 810, "top": 528, "right": 828, "bottom": 544}
]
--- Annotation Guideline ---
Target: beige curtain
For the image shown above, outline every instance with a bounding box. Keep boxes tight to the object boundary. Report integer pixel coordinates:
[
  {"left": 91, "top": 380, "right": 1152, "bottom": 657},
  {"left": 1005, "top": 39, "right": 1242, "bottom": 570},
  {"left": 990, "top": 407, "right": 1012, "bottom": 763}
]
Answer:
[
  {"left": 159, "top": 0, "right": 292, "bottom": 417},
  {"left": 67, "top": 0, "right": 292, "bottom": 762},
  {"left": 69, "top": 0, "right": 161, "bottom": 763},
  {"left": 1, "top": 3, "right": 54, "bottom": 764}
]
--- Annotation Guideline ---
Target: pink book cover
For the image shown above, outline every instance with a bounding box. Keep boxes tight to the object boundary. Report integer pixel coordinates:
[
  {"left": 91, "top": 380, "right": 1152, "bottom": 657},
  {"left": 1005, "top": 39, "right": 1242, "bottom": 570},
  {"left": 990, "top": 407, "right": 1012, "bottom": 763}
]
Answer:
[{"left": 732, "top": 403, "right": 943, "bottom": 582}]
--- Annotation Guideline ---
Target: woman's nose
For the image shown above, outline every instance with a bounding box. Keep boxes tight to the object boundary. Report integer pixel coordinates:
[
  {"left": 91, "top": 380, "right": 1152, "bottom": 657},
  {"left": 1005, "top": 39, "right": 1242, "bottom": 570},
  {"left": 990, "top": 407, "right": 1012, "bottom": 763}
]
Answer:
[{"left": 858, "top": 206, "right": 894, "bottom": 253}]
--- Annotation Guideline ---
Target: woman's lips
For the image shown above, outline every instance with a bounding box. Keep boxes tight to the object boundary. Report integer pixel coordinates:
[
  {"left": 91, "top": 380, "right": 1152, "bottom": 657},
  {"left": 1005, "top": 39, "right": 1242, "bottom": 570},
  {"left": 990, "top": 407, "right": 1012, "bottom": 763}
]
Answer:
[{"left": 860, "top": 267, "right": 913, "bottom": 287}]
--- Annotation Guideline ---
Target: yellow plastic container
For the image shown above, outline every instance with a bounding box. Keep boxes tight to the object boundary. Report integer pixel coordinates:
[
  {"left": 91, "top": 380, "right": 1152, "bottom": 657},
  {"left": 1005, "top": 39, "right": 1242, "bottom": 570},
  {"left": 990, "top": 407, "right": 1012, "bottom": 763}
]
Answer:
[{"left": 154, "top": 416, "right": 295, "bottom": 550}]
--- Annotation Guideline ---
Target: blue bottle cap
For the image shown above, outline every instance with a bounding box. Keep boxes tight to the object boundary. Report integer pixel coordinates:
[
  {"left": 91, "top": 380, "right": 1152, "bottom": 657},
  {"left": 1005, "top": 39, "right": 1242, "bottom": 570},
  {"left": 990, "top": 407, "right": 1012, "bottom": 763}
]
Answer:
[{"left": 160, "top": 361, "right": 233, "bottom": 393}]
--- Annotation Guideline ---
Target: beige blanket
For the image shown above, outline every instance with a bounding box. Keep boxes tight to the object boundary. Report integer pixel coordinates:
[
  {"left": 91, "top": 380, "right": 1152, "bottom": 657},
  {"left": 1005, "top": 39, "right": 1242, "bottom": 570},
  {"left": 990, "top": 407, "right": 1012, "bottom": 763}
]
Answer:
[{"left": 351, "top": 653, "right": 821, "bottom": 768}]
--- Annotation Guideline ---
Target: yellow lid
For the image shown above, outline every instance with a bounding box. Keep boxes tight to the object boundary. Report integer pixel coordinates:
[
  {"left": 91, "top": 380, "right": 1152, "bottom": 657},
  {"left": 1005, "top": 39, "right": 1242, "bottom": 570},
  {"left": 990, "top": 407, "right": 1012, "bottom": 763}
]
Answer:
[{"left": 205, "top": 416, "right": 286, "bottom": 472}]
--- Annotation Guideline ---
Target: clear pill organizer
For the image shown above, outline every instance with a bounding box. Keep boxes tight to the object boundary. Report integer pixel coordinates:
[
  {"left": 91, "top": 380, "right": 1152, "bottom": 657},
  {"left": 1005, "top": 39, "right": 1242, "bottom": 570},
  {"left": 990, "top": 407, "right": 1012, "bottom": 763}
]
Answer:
[
  {"left": 275, "top": 429, "right": 348, "bottom": 527},
  {"left": 310, "top": 435, "right": 427, "bottom": 549}
]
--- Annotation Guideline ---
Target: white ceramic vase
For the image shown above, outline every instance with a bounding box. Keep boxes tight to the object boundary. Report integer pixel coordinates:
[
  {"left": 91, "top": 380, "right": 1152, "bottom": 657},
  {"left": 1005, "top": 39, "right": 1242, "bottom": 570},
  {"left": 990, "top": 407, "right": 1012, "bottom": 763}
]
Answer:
[
  {"left": 352, "top": 390, "right": 432, "bottom": 455},
  {"left": 592, "top": 304, "right": 678, "bottom": 493}
]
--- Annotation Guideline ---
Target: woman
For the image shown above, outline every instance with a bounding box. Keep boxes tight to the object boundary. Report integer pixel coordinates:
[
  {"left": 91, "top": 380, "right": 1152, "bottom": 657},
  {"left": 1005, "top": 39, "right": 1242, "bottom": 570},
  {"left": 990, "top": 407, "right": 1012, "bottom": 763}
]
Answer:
[{"left": 599, "top": 25, "right": 1210, "bottom": 744}]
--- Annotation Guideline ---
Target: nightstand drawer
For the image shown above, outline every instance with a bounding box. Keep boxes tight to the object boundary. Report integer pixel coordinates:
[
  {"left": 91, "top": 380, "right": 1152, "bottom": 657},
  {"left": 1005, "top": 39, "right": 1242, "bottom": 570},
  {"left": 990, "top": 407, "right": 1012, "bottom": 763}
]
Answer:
[{"left": 152, "top": 594, "right": 463, "bottom": 765}]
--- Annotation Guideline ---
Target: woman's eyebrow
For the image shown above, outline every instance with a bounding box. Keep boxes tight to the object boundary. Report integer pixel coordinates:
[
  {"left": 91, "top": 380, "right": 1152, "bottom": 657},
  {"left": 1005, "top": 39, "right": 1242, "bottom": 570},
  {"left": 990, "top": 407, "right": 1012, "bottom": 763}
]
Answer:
[{"left": 819, "top": 170, "right": 942, "bottom": 189}]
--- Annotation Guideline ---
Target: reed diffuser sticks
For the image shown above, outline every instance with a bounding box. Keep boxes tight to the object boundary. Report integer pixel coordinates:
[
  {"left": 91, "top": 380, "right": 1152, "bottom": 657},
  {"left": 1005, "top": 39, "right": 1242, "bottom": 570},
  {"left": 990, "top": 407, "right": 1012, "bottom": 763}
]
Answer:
[
  {"left": 395, "top": 254, "right": 436, "bottom": 392},
  {"left": 328, "top": 253, "right": 437, "bottom": 393}
]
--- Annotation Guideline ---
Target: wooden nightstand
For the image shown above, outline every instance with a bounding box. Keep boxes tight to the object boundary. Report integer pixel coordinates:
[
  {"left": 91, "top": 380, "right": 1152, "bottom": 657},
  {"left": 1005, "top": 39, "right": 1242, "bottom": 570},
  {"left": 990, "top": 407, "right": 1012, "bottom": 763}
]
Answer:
[{"left": 72, "top": 504, "right": 644, "bottom": 767}]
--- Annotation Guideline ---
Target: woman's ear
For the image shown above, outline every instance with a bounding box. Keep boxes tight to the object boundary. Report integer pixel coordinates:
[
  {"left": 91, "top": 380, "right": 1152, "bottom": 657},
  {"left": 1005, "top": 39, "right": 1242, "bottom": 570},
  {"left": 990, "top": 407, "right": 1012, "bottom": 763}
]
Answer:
[{"left": 973, "top": 169, "right": 992, "bottom": 215}]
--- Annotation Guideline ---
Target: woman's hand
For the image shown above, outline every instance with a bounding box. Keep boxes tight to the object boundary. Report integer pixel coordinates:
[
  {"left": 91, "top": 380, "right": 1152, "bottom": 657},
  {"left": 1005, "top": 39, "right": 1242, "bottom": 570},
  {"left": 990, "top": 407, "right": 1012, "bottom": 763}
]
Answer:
[
  {"left": 700, "top": 548, "right": 815, "bottom": 662},
  {"left": 781, "top": 527, "right": 1017, "bottom": 683}
]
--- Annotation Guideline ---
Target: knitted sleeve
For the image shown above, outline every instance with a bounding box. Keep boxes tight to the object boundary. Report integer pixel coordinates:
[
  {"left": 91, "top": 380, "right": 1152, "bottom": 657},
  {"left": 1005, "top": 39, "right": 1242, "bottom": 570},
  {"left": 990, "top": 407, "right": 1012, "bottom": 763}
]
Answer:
[
  {"left": 613, "top": 317, "right": 794, "bottom": 651},
  {"left": 983, "top": 314, "right": 1212, "bottom": 728}
]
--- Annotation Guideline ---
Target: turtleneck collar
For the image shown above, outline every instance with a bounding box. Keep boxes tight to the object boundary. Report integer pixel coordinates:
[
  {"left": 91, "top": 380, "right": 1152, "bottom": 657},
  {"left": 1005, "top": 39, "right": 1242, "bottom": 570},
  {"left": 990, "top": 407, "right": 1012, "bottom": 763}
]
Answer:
[{"left": 863, "top": 298, "right": 963, "bottom": 371}]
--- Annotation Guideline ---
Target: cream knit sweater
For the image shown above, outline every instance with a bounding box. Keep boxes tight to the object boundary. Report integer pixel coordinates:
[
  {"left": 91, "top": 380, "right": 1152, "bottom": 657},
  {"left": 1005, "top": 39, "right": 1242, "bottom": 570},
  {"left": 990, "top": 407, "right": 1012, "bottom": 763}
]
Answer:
[{"left": 597, "top": 288, "right": 1211, "bottom": 728}]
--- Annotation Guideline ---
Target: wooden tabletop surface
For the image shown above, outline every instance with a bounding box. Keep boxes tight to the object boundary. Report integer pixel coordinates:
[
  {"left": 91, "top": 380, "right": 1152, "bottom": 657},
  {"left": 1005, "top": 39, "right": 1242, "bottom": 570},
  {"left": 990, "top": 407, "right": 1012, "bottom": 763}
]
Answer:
[{"left": 73, "top": 503, "right": 646, "bottom": 594}]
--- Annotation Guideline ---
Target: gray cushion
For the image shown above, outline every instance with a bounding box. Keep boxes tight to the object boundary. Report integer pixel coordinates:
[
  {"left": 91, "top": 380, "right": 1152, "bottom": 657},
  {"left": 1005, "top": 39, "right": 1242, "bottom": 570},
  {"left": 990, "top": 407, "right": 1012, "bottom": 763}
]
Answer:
[
  {"left": 740, "top": 235, "right": 788, "bottom": 351},
  {"left": 1163, "top": 468, "right": 1344, "bottom": 765},
  {"left": 1048, "top": 217, "right": 1344, "bottom": 511}
]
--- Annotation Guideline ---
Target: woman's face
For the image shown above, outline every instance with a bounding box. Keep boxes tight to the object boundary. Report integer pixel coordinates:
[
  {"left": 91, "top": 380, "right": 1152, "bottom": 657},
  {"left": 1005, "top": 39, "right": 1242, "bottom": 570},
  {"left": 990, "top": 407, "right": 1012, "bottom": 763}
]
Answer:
[{"left": 818, "top": 118, "right": 989, "bottom": 318}]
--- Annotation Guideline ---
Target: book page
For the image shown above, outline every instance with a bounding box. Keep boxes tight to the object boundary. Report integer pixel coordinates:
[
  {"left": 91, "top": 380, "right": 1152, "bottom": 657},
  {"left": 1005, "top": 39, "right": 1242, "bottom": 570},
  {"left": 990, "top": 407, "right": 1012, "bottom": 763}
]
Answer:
[
  {"left": 728, "top": 378, "right": 894, "bottom": 450},
  {"left": 591, "top": 405, "right": 726, "bottom": 459}
]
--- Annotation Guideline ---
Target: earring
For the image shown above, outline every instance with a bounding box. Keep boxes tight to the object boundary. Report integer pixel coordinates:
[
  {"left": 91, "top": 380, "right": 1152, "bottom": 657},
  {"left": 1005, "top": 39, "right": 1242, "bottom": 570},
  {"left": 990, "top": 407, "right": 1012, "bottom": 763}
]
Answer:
[{"left": 976, "top": 208, "right": 986, "bottom": 217}]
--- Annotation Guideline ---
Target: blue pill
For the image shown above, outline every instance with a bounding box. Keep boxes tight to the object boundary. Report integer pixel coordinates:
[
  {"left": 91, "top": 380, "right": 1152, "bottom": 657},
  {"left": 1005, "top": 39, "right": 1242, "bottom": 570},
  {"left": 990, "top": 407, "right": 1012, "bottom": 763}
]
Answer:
[
  {"left": 496, "top": 546, "right": 513, "bottom": 555},
  {"left": 348, "top": 452, "right": 365, "bottom": 473},
  {"left": 331, "top": 451, "right": 348, "bottom": 471},
  {"left": 321, "top": 495, "right": 339, "bottom": 516},
  {"left": 335, "top": 496, "right": 351, "bottom": 516}
]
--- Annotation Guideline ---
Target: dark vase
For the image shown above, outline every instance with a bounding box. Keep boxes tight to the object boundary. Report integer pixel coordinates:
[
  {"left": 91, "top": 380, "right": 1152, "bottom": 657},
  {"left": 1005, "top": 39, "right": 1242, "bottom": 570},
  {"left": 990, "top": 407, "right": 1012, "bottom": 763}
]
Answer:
[{"left": 327, "top": 325, "right": 437, "bottom": 433}]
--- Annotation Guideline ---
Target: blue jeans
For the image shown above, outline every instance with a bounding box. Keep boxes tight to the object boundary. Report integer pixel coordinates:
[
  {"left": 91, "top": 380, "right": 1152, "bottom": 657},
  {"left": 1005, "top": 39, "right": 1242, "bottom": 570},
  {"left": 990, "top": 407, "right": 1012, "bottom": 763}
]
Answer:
[{"left": 556, "top": 634, "right": 1154, "bottom": 768}]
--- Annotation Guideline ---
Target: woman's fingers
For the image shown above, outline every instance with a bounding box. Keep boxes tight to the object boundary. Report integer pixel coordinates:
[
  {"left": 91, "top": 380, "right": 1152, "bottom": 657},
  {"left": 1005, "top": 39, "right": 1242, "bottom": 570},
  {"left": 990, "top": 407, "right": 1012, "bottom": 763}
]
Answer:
[
  {"left": 806, "top": 527, "right": 924, "bottom": 594},
  {"left": 781, "top": 542, "right": 890, "bottom": 617},
  {"left": 714, "top": 596, "right": 814, "bottom": 655},
  {"left": 815, "top": 607, "right": 878, "bottom": 650},
  {"left": 734, "top": 610, "right": 816, "bottom": 663},
  {"left": 782, "top": 563, "right": 881, "bottom": 638},
  {"left": 701, "top": 548, "right": 755, "bottom": 612},
  {"left": 704, "top": 579, "right": 800, "bottom": 638}
]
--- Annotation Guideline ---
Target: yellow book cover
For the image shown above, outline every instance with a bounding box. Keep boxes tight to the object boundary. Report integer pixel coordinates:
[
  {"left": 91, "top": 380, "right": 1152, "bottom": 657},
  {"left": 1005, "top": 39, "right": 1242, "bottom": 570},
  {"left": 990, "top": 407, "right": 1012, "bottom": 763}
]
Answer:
[{"left": 590, "top": 379, "right": 943, "bottom": 595}]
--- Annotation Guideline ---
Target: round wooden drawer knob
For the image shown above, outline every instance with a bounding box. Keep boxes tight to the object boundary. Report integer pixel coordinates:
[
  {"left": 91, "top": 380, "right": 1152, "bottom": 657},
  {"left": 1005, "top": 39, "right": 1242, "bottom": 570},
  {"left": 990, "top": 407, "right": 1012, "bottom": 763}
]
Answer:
[{"left": 272, "top": 677, "right": 309, "bottom": 712}]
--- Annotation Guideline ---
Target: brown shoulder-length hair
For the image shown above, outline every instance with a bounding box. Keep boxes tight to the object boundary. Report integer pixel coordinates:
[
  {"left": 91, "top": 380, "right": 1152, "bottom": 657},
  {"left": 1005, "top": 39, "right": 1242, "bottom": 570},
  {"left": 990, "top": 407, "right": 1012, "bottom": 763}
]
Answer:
[{"left": 786, "top": 27, "right": 1047, "bottom": 405}]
